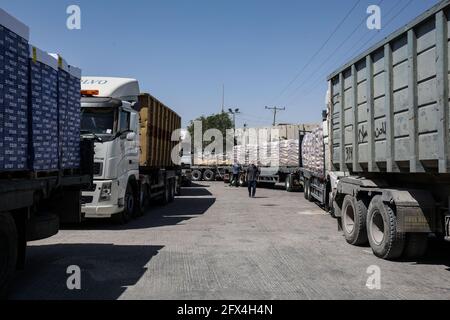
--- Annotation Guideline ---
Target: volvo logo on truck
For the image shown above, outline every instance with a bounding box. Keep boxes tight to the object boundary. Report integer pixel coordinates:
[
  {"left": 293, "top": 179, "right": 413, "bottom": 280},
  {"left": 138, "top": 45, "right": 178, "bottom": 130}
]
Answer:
[{"left": 81, "top": 79, "right": 108, "bottom": 85}]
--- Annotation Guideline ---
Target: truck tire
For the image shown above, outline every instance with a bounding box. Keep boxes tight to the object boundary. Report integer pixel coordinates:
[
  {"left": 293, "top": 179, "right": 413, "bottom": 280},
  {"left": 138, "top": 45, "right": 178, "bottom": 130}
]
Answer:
[
  {"left": 139, "top": 184, "right": 150, "bottom": 216},
  {"left": 367, "top": 196, "right": 405, "bottom": 260},
  {"left": 159, "top": 182, "right": 170, "bottom": 205},
  {"left": 342, "top": 195, "right": 368, "bottom": 246},
  {"left": 285, "top": 175, "right": 295, "bottom": 192},
  {"left": 114, "top": 183, "right": 135, "bottom": 224},
  {"left": 203, "top": 170, "right": 215, "bottom": 182},
  {"left": 403, "top": 233, "right": 428, "bottom": 259},
  {"left": 304, "top": 179, "right": 311, "bottom": 201},
  {"left": 0, "top": 212, "right": 18, "bottom": 298},
  {"left": 191, "top": 170, "right": 202, "bottom": 182},
  {"left": 168, "top": 180, "right": 175, "bottom": 203}
]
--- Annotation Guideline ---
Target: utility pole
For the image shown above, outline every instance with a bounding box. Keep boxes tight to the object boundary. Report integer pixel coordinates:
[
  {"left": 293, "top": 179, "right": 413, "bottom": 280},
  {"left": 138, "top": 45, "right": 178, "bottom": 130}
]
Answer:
[
  {"left": 228, "top": 108, "right": 241, "bottom": 130},
  {"left": 222, "top": 84, "right": 225, "bottom": 113},
  {"left": 265, "top": 106, "right": 286, "bottom": 127}
]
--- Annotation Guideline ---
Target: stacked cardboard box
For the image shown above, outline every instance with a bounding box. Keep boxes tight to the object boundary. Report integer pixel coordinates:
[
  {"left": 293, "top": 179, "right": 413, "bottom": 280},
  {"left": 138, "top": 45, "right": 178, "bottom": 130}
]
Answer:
[
  {"left": 0, "top": 9, "right": 30, "bottom": 171},
  {"left": 50, "top": 54, "right": 81, "bottom": 169},
  {"left": 29, "top": 46, "right": 58, "bottom": 170},
  {"left": 67, "top": 65, "right": 81, "bottom": 168},
  {"left": 301, "top": 127, "right": 324, "bottom": 178},
  {"left": 0, "top": 9, "right": 82, "bottom": 173}
]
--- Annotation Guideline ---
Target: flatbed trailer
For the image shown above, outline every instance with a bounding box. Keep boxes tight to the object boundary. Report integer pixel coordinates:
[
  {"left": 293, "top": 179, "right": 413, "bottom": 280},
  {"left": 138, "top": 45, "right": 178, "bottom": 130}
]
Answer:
[
  {"left": 191, "top": 165, "right": 232, "bottom": 182},
  {"left": 0, "top": 139, "right": 94, "bottom": 296},
  {"left": 233, "top": 166, "right": 303, "bottom": 192}
]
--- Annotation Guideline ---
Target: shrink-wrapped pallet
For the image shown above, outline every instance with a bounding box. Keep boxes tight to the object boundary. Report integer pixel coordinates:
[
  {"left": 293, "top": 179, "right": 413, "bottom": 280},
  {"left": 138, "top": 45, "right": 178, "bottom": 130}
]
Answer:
[
  {"left": 301, "top": 127, "right": 324, "bottom": 178},
  {"left": 279, "top": 139, "right": 299, "bottom": 167}
]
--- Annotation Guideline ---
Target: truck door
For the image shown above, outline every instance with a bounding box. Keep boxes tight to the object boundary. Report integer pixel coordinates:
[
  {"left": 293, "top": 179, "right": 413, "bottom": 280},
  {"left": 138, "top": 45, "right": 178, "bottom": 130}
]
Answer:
[{"left": 119, "top": 110, "right": 139, "bottom": 172}]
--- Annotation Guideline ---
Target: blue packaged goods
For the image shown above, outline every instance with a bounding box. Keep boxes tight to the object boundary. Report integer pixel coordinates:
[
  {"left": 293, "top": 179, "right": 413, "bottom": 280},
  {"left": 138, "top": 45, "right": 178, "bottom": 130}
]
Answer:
[
  {"left": 0, "top": 8, "right": 30, "bottom": 171},
  {"left": 50, "top": 53, "right": 81, "bottom": 170},
  {"left": 29, "top": 46, "right": 58, "bottom": 171}
]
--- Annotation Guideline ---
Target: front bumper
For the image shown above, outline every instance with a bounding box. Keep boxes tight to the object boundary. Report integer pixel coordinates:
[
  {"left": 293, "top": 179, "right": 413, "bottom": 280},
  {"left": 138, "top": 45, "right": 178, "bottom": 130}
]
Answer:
[{"left": 81, "top": 180, "right": 123, "bottom": 218}]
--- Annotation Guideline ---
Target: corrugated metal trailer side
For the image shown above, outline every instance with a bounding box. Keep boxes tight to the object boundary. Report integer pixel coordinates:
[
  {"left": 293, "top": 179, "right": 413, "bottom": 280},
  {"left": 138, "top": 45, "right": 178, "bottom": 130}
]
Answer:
[
  {"left": 327, "top": 0, "right": 450, "bottom": 174},
  {"left": 139, "top": 93, "right": 181, "bottom": 169}
]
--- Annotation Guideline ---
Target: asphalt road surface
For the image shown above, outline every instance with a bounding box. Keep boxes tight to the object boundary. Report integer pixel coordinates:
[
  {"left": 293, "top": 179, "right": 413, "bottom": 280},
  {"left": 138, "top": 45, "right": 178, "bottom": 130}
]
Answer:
[{"left": 9, "top": 182, "right": 450, "bottom": 300}]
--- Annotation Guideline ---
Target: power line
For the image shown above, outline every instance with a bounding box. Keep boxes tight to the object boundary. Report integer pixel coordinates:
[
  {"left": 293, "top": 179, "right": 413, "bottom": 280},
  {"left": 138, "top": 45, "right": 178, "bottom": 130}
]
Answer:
[
  {"left": 270, "top": 0, "right": 363, "bottom": 104},
  {"left": 289, "top": 0, "right": 413, "bottom": 105},
  {"left": 284, "top": 0, "right": 387, "bottom": 103},
  {"left": 346, "top": 0, "right": 414, "bottom": 61},
  {"left": 265, "top": 106, "right": 286, "bottom": 126}
]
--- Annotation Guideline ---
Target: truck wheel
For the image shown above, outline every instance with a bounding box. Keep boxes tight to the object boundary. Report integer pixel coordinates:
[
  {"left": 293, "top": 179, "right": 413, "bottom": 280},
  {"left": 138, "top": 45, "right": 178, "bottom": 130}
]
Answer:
[
  {"left": 367, "top": 196, "right": 405, "bottom": 260},
  {"left": 285, "top": 175, "right": 294, "bottom": 192},
  {"left": 0, "top": 212, "right": 18, "bottom": 298},
  {"left": 114, "top": 183, "right": 135, "bottom": 224},
  {"left": 203, "top": 170, "right": 215, "bottom": 182},
  {"left": 191, "top": 170, "right": 202, "bottom": 182},
  {"left": 159, "top": 182, "right": 170, "bottom": 205},
  {"left": 139, "top": 184, "right": 150, "bottom": 215},
  {"left": 403, "top": 233, "right": 428, "bottom": 259},
  {"left": 342, "top": 195, "right": 368, "bottom": 246},
  {"left": 304, "top": 179, "right": 311, "bottom": 201},
  {"left": 168, "top": 180, "right": 176, "bottom": 203}
]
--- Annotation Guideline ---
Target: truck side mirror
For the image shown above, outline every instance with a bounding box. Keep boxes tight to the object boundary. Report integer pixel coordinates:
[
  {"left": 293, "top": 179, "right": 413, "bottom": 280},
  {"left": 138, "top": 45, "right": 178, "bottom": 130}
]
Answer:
[{"left": 126, "top": 132, "right": 136, "bottom": 141}]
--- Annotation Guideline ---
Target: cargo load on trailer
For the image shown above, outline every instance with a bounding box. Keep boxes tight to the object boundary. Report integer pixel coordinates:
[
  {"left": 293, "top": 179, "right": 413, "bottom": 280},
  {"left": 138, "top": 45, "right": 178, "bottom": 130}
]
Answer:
[
  {"left": 301, "top": 127, "right": 325, "bottom": 179},
  {"left": 139, "top": 93, "right": 181, "bottom": 169},
  {"left": 0, "top": 8, "right": 94, "bottom": 297}
]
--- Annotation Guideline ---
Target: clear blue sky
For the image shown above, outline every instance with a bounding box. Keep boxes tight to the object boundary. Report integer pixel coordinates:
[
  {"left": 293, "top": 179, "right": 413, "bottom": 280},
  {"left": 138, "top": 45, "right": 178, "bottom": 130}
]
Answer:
[{"left": 0, "top": 0, "right": 441, "bottom": 127}]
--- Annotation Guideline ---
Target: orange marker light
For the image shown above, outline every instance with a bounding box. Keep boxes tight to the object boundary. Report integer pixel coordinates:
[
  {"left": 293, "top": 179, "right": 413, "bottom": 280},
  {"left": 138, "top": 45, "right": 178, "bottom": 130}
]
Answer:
[{"left": 81, "top": 90, "right": 100, "bottom": 96}]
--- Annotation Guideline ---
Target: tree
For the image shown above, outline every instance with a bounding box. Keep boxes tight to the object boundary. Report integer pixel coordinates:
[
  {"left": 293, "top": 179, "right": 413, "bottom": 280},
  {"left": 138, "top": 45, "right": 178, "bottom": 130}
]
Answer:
[{"left": 187, "top": 112, "right": 233, "bottom": 151}]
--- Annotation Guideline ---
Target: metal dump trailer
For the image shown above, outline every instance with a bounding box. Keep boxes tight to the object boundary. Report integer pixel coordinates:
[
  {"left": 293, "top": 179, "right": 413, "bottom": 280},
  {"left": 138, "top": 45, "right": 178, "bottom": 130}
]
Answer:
[
  {"left": 327, "top": 0, "right": 450, "bottom": 260},
  {"left": 138, "top": 93, "right": 183, "bottom": 202}
]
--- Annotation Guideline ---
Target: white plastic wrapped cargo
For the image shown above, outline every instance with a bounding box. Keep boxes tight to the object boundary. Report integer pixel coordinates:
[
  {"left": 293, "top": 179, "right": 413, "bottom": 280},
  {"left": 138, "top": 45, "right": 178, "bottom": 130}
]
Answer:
[
  {"left": 279, "top": 139, "right": 299, "bottom": 167},
  {"left": 246, "top": 144, "right": 258, "bottom": 165},
  {"left": 0, "top": 8, "right": 30, "bottom": 171},
  {"left": 258, "top": 142, "right": 271, "bottom": 167},
  {"left": 233, "top": 145, "right": 246, "bottom": 165},
  {"left": 302, "top": 128, "right": 325, "bottom": 178},
  {"left": 29, "top": 46, "right": 59, "bottom": 171}
]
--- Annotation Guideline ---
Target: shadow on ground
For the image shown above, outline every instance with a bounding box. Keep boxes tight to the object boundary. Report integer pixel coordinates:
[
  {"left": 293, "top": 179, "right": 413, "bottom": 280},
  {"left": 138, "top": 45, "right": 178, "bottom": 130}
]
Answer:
[
  {"left": 405, "top": 239, "right": 450, "bottom": 268},
  {"left": 180, "top": 187, "right": 213, "bottom": 197},
  {"left": 63, "top": 187, "right": 216, "bottom": 231},
  {"left": 185, "top": 182, "right": 211, "bottom": 188},
  {"left": 10, "top": 244, "right": 163, "bottom": 300}
]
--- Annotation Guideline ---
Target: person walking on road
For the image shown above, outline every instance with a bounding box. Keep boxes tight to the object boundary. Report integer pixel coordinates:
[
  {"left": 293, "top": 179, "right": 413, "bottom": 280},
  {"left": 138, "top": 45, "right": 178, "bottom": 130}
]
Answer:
[
  {"left": 230, "top": 162, "right": 241, "bottom": 187},
  {"left": 246, "top": 163, "right": 261, "bottom": 198}
]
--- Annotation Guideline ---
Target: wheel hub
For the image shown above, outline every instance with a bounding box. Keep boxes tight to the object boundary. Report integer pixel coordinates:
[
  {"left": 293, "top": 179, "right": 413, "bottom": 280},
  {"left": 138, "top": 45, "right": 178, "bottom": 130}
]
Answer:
[
  {"left": 344, "top": 203, "right": 355, "bottom": 234},
  {"left": 370, "top": 210, "right": 385, "bottom": 245}
]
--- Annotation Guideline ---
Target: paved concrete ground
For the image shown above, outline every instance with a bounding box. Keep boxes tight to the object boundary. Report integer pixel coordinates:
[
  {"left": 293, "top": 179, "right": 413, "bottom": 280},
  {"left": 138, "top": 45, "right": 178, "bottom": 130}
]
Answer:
[{"left": 9, "top": 182, "right": 450, "bottom": 300}]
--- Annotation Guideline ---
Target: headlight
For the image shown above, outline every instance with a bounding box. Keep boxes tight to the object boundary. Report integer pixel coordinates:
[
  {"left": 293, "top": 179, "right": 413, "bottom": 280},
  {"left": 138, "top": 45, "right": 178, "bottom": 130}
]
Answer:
[{"left": 99, "top": 182, "right": 112, "bottom": 202}]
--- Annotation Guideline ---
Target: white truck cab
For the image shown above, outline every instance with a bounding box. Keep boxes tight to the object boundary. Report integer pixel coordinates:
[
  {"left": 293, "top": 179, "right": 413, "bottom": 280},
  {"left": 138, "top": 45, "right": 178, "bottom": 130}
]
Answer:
[{"left": 80, "top": 77, "right": 141, "bottom": 222}]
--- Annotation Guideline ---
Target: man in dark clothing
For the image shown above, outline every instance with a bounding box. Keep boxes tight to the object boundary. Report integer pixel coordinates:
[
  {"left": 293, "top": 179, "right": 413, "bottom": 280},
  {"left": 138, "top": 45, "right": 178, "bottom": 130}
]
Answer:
[{"left": 246, "top": 164, "right": 261, "bottom": 198}]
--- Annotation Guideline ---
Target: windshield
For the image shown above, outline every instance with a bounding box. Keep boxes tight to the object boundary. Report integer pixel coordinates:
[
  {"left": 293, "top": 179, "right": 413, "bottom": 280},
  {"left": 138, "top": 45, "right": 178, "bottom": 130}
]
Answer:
[{"left": 81, "top": 107, "right": 116, "bottom": 135}]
